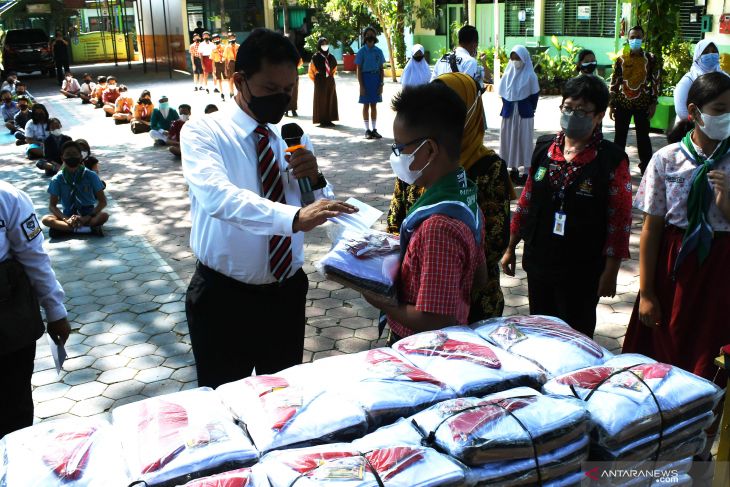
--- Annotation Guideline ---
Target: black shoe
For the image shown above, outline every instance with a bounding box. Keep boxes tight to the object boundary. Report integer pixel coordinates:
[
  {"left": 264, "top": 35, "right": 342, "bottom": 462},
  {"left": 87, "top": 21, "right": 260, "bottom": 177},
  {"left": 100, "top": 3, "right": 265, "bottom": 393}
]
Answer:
[
  {"left": 194, "top": 87, "right": 198, "bottom": 91},
  {"left": 229, "top": 93, "right": 234, "bottom": 98},
  {"left": 292, "top": 110, "right": 298, "bottom": 117},
  {"left": 365, "top": 129, "right": 373, "bottom": 139},
  {"left": 206, "top": 88, "right": 210, "bottom": 94},
  {"left": 91, "top": 226, "right": 104, "bottom": 237},
  {"left": 213, "top": 88, "right": 220, "bottom": 93},
  {"left": 16, "top": 139, "right": 27, "bottom": 146},
  {"left": 221, "top": 94, "right": 225, "bottom": 101},
  {"left": 370, "top": 129, "right": 383, "bottom": 139},
  {"left": 35, "top": 159, "right": 47, "bottom": 170},
  {"left": 48, "top": 228, "right": 62, "bottom": 239}
]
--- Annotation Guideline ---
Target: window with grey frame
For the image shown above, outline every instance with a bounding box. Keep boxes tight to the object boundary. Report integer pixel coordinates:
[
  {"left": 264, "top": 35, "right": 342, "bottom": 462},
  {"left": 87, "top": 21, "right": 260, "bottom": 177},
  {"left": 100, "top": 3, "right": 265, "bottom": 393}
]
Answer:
[
  {"left": 544, "top": 0, "right": 617, "bottom": 38},
  {"left": 505, "top": 0, "right": 535, "bottom": 37}
]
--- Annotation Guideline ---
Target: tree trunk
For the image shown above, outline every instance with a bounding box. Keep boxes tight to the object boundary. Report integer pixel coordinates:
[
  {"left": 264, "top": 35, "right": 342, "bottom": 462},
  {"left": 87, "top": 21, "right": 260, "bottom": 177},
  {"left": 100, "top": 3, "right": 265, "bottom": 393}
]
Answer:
[
  {"left": 220, "top": 0, "right": 226, "bottom": 32},
  {"left": 394, "top": 0, "right": 406, "bottom": 69},
  {"left": 368, "top": 2, "right": 398, "bottom": 82}
]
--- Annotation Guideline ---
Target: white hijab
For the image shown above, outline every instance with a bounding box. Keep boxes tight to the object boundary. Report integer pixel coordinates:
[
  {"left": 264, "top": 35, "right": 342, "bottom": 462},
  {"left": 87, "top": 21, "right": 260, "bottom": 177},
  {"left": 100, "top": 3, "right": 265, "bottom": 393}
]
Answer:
[
  {"left": 498, "top": 45, "right": 540, "bottom": 102},
  {"left": 401, "top": 44, "right": 431, "bottom": 88},
  {"left": 688, "top": 39, "right": 723, "bottom": 81}
]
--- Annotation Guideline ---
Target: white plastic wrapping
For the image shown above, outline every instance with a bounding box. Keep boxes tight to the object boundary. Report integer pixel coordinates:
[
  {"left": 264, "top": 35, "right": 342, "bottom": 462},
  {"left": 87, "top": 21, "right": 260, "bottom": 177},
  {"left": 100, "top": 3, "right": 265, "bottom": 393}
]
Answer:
[
  {"left": 258, "top": 443, "right": 466, "bottom": 487},
  {"left": 216, "top": 368, "right": 369, "bottom": 453},
  {"left": 473, "top": 314, "right": 613, "bottom": 377},
  {"left": 0, "top": 417, "right": 129, "bottom": 486},
  {"left": 304, "top": 348, "right": 457, "bottom": 428},
  {"left": 542, "top": 354, "right": 722, "bottom": 454},
  {"left": 112, "top": 387, "right": 258, "bottom": 487},
  {"left": 315, "top": 229, "right": 400, "bottom": 301},
  {"left": 177, "top": 467, "right": 267, "bottom": 486},
  {"left": 392, "top": 327, "right": 547, "bottom": 396}
]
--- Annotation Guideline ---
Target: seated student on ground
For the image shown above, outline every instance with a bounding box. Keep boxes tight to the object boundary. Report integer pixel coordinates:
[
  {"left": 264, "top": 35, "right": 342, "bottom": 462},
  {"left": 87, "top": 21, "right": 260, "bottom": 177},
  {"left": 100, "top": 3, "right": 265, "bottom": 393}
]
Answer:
[
  {"left": 204, "top": 103, "right": 218, "bottom": 114},
  {"left": 24, "top": 103, "right": 51, "bottom": 160},
  {"left": 41, "top": 140, "right": 108, "bottom": 238},
  {"left": 167, "top": 104, "right": 190, "bottom": 158},
  {"left": 102, "top": 76, "right": 120, "bottom": 116},
  {"left": 12, "top": 81, "right": 35, "bottom": 105},
  {"left": 90, "top": 76, "right": 107, "bottom": 108},
  {"left": 60, "top": 71, "right": 81, "bottom": 98},
  {"left": 36, "top": 118, "right": 72, "bottom": 175},
  {"left": 111, "top": 85, "right": 134, "bottom": 124},
  {"left": 131, "top": 90, "right": 154, "bottom": 134},
  {"left": 76, "top": 138, "right": 106, "bottom": 189},
  {"left": 12, "top": 96, "right": 31, "bottom": 144},
  {"left": 1, "top": 89, "right": 19, "bottom": 133},
  {"left": 361, "top": 83, "right": 487, "bottom": 344},
  {"left": 149, "top": 95, "right": 179, "bottom": 146},
  {"left": 1, "top": 72, "right": 18, "bottom": 94},
  {"left": 79, "top": 73, "right": 95, "bottom": 104}
]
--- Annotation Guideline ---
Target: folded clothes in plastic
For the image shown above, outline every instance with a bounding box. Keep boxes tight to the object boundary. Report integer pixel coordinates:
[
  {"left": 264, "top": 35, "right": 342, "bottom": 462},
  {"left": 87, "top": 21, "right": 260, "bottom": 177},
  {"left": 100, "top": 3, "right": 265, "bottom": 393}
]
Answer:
[
  {"left": 305, "top": 348, "right": 457, "bottom": 429},
  {"left": 258, "top": 443, "right": 466, "bottom": 487},
  {"left": 473, "top": 314, "right": 612, "bottom": 377},
  {"left": 112, "top": 387, "right": 258, "bottom": 487},
  {"left": 542, "top": 354, "right": 722, "bottom": 453},
  {"left": 316, "top": 229, "right": 400, "bottom": 300},
  {"left": 177, "top": 467, "right": 266, "bottom": 487},
  {"left": 392, "top": 327, "right": 547, "bottom": 396},
  {"left": 216, "top": 368, "right": 369, "bottom": 453},
  {"left": 0, "top": 417, "right": 129, "bottom": 486}
]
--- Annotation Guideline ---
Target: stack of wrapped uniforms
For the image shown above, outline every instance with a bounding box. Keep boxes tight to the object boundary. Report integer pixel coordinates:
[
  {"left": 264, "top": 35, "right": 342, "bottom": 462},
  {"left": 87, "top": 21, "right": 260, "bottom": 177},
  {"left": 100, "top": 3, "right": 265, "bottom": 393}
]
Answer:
[
  {"left": 216, "top": 364, "right": 369, "bottom": 453},
  {"left": 316, "top": 229, "right": 400, "bottom": 302},
  {"left": 392, "top": 326, "right": 546, "bottom": 396},
  {"left": 303, "top": 348, "right": 457, "bottom": 428},
  {"left": 177, "top": 467, "right": 265, "bottom": 486},
  {"left": 355, "top": 387, "right": 591, "bottom": 486},
  {"left": 257, "top": 442, "right": 466, "bottom": 486},
  {"left": 543, "top": 354, "right": 722, "bottom": 466},
  {"left": 0, "top": 417, "right": 129, "bottom": 486},
  {"left": 112, "top": 387, "right": 259, "bottom": 487},
  {"left": 473, "top": 314, "right": 612, "bottom": 377}
]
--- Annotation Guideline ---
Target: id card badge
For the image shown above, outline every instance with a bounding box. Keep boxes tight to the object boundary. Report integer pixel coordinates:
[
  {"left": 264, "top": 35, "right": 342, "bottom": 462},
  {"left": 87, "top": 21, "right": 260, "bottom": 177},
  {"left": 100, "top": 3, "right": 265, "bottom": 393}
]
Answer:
[{"left": 553, "top": 211, "right": 566, "bottom": 236}]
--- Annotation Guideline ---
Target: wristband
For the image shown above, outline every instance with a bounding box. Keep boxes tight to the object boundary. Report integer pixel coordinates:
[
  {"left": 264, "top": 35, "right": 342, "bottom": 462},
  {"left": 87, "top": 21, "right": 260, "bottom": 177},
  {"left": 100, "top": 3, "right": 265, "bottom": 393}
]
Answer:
[{"left": 310, "top": 172, "right": 327, "bottom": 191}]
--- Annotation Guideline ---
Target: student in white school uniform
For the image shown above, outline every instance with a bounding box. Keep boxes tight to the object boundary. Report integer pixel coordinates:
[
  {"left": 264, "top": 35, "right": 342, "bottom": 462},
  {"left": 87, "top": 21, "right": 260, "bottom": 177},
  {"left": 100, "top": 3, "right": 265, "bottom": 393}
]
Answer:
[
  {"left": 499, "top": 45, "right": 540, "bottom": 186},
  {"left": 674, "top": 39, "right": 727, "bottom": 124},
  {"left": 180, "top": 28, "right": 357, "bottom": 389},
  {"left": 431, "top": 25, "right": 484, "bottom": 86},
  {"left": 400, "top": 44, "right": 431, "bottom": 88}
]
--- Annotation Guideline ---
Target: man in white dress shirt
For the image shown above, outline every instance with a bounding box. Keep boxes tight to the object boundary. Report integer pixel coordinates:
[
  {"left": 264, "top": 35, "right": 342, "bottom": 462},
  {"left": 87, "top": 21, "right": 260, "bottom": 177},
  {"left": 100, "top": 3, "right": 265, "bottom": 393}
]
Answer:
[
  {"left": 431, "top": 25, "right": 485, "bottom": 86},
  {"left": 0, "top": 181, "right": 70, "bottom": 438},
  {"left": 181, "top": 28, "right": 357, "bottom": 388}
]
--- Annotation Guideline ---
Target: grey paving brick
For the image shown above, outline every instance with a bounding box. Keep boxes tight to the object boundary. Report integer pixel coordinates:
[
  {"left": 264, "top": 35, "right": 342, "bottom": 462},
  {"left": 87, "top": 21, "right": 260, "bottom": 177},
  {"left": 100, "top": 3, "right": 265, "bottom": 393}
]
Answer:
[
  {"left": 170, "top": 366, "right": 197, "bottom": 383},
  {"left": 103, "top": 379, "right": 146, "bottom": 400},
  {"left": 34, "top": 397, "right": 75, "bottom": 419},
  {"left": 148, "top": 332, "right": 178, "bottom": 346},
  {"left": 130, "top": 301, "right": 161, "bottom": 314},
  {"left": 33, "top": 382, "right": 71, "bottom": 402},
  {"left": 162, "top": 354, "right": 195, "bottom": 369},
  {"left": 115, "top": 332, "right": 152, "bottom": 347},
  {"left": 75, "top": 310, "right": 108, "bottom": 324},
  {"left": 63, "top": 368, "right": 100, "bottom": 386},
  {"left": 141, "top": 379, "right": 182, "bottom": 397},
  {"left": 78, "top": 321, "right": 114, "bottom": 335},
  {"left": 31, "top": 368, "right": 65, "bottom": 387},
  {"left": 136, "top": 366, "right": 174, "bottom": 383},
  {"left": 98, "top": 367, "right": 139, "bottom": 384},
  {"left": 70, "top": 396, "right": 114, "bottom": 417},
  {"left": 83, "top": 332, "right": 118, "bottom": 347},
  {"left": 121, "top": 343, "right": 158, "bottom": 359},
  {"left": 112, "top": 395, "right": 148, "bottom": 409},
  {"left": 128, "top": 354, "right": 166, "bottom": 370},
  {"left": 154, "top": 342, "right": 190, "bottom": 357},
  {"left": 92, "top": 355, "right": 131, "bottom": 371},
  {"left": 65, "top": 381, "right": 108, "bottom": 401},
  {"left": 87, "top": 343, "right": 125, "bottom": 358},
  {"left": 100, "top": 302, "right": 131, "bottom": 314},
  {"left": 339, "top": 317, "right": 373, "bottom": 330},
  {"left": 159, "top": 301, "right": 185, "bottom": 314},
  {"left": 62, "top": 355, "right": 97, "bottom": 372}
]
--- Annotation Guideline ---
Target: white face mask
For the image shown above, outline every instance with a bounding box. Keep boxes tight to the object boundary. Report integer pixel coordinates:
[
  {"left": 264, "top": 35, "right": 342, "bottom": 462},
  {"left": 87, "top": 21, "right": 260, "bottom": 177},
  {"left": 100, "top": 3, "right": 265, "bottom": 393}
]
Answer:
[
  {"left": 511, "top": 59, "right": 524, "bottom": 69},
  {"left": 81, "top": 150, "right": 89, "bottom": 159},
  {"left": 389, "top": 140, "right": 430, "bottom": 185},
  {"left": 321, "top": 44, "right": 329, "bottom": 51},
  {"left": 50, "top": 129, "right": 62, "bottom": 136},
  {"left": 698, "top": 110, "right": 730, "bottom": 141},
  {"left": 179, "top": 114, "right": 190, "bottom": 122}
]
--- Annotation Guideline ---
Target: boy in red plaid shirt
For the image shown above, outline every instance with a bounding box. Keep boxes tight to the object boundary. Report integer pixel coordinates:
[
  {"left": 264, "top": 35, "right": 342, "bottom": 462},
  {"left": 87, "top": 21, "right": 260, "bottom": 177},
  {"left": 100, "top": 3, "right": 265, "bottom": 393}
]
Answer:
[{"left": 363, "top": 83, "right": 486, "bottom": 343}]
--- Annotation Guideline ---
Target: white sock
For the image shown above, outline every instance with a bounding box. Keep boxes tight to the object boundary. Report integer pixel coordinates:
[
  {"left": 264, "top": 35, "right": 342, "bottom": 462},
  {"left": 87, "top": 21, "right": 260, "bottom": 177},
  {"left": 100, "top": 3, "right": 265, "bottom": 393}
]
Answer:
[
  {"left": 372, "top": 120, "right": 377, "bottom": 131},
  {"left": 364, "top": 120, "right": 371, "bottom": 131},
  {"left": 74, "top": 226, "right": 91, "bottom": 234}
]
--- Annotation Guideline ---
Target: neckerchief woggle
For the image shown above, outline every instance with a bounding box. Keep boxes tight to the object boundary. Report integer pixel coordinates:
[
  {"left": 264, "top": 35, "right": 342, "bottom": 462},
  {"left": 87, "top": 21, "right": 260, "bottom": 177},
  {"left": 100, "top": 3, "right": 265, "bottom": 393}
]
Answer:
[
  {"left": 676, "top": 130, "right": 730, "bottom": 274},
  {"left": 378, "top": 168, "right": 483, "bottom": 337}
]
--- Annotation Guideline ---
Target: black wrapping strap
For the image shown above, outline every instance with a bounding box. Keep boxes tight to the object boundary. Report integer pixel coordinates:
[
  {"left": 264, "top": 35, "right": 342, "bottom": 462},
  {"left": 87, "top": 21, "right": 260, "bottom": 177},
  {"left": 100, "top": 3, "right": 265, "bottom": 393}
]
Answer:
[
  {"left": 571, "top": 364, "right": 666, "bottom": 461},
  {"left": 411, "top": 396, "right": 543, "bottom": 485},
  {"left": 288, "top": 450, "right": 385, "bottom": 487}
]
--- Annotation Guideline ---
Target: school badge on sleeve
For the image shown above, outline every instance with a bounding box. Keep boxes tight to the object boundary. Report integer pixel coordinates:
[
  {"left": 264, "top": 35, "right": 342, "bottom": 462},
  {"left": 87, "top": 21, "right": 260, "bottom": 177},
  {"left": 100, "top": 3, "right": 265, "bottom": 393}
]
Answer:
[
  {"left": 534, "top": 167, "right": 547, "bottom": 182},
  {"left": 21, "top": 213, "right": 41, "bottom": 241}
]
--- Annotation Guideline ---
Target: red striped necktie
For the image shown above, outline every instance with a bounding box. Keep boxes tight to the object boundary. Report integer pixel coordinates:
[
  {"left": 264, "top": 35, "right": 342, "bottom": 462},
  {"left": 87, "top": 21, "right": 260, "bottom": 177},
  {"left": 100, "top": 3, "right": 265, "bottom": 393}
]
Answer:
[{"left": 254, "top": 125, "right": 292, "bottom": 282}]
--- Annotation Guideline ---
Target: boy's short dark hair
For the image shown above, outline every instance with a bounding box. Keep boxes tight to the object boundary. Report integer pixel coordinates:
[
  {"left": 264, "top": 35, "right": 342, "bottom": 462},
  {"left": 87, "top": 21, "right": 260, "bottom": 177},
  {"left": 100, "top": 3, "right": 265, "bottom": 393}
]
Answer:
[
  {"left": 629, "top": 25, "right": 644, "bottom": 36},
  {"left": 204, "top": 104, "right": 219, "bottom": 114},
  {"left": 61, "top": 140, "right": 82, "bottom": 155},
  {"left": 107, "top": 76, "right": 117, "bottom": 82},
  {"left": 562, "top": 75, "right": 610, "bottom": 113},
  {"left": 16, "top": 81, "right": 25, "bottom": 87},
  {"left": 235, "top": 28, "right": 300, "bottom": 75},
  {"left": 179, "top": 103, "right": 191, "bottom": 111},
  {"left": 97, "top": 76, "right": 107, "bottom": 83},
  {"left": 458, "top": 25, "right": 479, "bottom": 45},
  {"left": 391, "top": 83, "right": 466, "bottom": 161}
]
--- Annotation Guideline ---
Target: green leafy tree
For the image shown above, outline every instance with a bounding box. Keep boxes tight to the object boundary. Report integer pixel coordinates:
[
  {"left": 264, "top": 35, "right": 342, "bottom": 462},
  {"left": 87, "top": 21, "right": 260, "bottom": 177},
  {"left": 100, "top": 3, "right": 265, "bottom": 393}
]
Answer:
[
  {"left": 303, "top": 0, "right": 377, "bottom": 55},
  {"left": 635, "top": 0, "right": 681, "bottom": 60}
]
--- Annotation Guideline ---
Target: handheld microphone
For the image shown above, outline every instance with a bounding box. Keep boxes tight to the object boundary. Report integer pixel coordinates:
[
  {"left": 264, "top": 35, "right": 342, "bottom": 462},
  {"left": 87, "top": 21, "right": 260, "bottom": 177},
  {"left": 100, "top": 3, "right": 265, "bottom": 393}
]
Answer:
[{"left": 281, "top": 122, "right": 314, "bottom": 206}]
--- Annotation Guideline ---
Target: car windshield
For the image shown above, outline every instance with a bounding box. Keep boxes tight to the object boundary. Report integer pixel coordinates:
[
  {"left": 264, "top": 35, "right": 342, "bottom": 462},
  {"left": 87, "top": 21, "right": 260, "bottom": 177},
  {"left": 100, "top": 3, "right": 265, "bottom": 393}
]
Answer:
[{"left": 5, "top": 30, "right": 48, "bottom": 44}]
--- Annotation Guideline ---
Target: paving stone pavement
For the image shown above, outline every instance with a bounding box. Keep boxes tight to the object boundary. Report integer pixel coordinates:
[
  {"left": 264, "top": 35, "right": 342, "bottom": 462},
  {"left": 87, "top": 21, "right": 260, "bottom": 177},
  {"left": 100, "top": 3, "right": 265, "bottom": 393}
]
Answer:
[{"left": 0, "top": 62, "right": 666, "bottom": 423}]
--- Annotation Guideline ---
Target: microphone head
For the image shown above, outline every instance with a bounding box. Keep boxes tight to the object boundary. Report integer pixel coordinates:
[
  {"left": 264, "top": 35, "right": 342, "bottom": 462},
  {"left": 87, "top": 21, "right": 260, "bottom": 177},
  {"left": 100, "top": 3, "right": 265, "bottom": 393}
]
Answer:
[{"left": 281, "top": 123, "right": 304, "bottom": 146}]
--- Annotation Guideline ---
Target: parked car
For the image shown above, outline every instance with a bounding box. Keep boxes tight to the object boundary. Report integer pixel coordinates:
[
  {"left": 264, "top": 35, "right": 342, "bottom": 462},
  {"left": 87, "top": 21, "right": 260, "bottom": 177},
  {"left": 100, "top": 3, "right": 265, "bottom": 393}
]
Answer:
[{"left": 0, "top": 28, "right": 55, "bottom": 77}]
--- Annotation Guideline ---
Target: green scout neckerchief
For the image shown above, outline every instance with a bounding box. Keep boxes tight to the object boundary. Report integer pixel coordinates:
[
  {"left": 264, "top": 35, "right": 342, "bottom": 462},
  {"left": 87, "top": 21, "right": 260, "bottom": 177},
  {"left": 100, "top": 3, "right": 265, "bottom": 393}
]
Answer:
[
  {"left": 62, "top": 165, "right": 87, "bottom": 213},
  {"left": 676, "top": 130, "right": 730, "bottom": 272}
]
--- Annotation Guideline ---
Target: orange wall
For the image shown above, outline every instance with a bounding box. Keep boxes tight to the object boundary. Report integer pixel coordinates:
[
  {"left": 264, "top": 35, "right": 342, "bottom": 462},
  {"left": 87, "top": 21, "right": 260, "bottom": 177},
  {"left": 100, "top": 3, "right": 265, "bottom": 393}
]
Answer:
[{"left": 138, "top": 34, "right": 187, "bottom": 71}]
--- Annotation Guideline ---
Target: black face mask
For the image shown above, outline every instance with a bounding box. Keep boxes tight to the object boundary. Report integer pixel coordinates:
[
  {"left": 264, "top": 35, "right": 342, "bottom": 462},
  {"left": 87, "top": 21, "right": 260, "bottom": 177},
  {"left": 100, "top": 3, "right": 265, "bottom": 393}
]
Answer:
[
  {"left": 64, "top": 157, "right": 81, "bottom": 168},
  {"left": 413, "top": 55, "right": 424, "bottom": 62},
  {"left": 32, "top": 112, "right": 45, "bottom": 122},
  {"left": 580, "top": 62, "right": 597, "bottom": 74},
  {"left": 18, "top": 105, "right": 28, "bottom": 110},
  {"left": 243, "top": 77, "right": 291, "bottom": 124}
]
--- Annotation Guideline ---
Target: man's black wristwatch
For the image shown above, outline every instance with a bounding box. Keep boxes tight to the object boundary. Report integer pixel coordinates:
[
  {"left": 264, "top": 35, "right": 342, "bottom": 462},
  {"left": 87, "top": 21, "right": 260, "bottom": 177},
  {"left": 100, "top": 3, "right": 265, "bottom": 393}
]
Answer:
[{"left": 310, "top": 171, "right": 327, "bottom": 191}]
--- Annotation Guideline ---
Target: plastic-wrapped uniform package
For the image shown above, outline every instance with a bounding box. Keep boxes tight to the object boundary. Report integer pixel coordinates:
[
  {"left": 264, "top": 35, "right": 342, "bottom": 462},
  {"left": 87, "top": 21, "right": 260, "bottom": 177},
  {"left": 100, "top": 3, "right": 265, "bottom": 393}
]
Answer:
[
  {"left": 257, "top": 442, "right": 466, "bottom": 487},
  {"left": 216, "top": 365, "right": 369, "bottom": 454},
  {"left": 177, "top": 467, "right": 268, "bottom": 486},
  {"left": 303, "top": 348, "right": 457, "bottom": 429},
  {"left": 392, "top": 327, "right": 547, "bottom": 396},
  {"left": 0, "top": 417, "right": 129, "bottom": 486},
  {"left": 542, "top": 353, "right": 722, "bottom": 459},
  {"left": 112, "top": 387, "right": 259, "bottom": 487},
  {"left": 316, "top": 229, "right": 400, "bottom": 302},
  {"left": 473, "top": 314, "right": 613, "bottom": 378}
]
